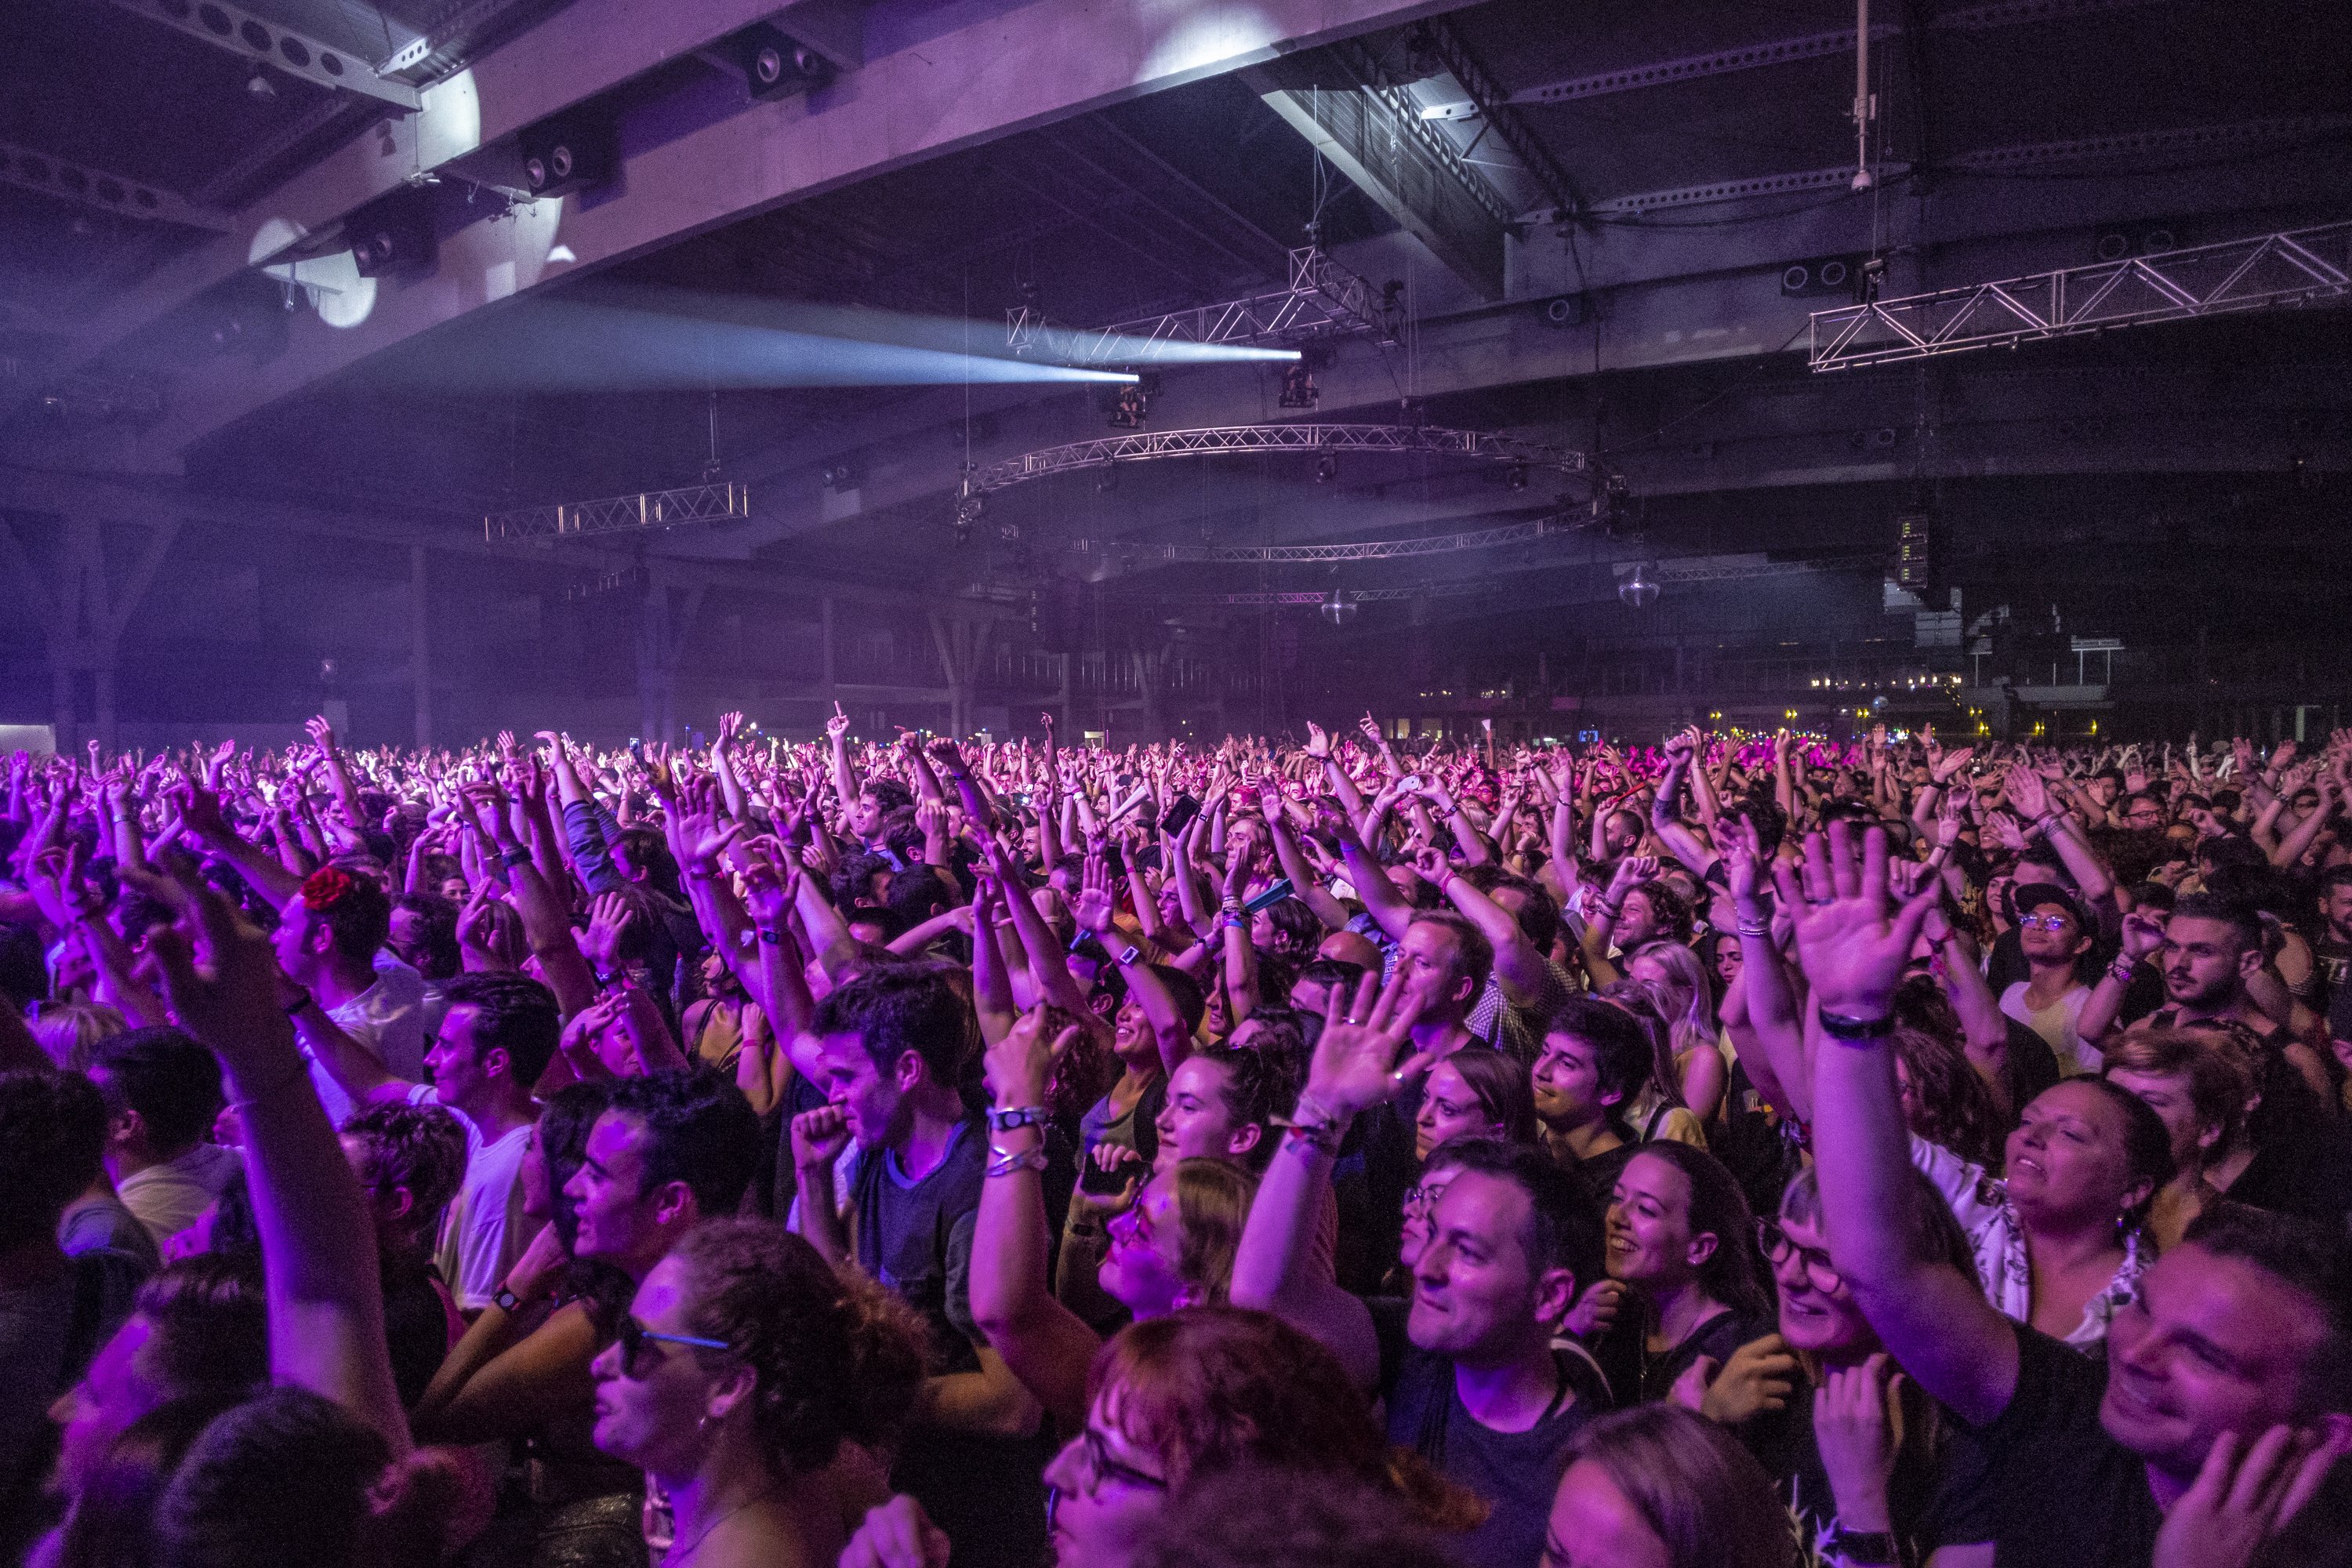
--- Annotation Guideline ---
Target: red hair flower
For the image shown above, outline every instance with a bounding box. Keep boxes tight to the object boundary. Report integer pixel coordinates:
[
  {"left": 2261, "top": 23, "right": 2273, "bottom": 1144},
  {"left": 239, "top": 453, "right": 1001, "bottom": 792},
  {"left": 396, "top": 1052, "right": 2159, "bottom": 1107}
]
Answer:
[{"left": 300, "top": 866, "right": 358, "bottom": 911}]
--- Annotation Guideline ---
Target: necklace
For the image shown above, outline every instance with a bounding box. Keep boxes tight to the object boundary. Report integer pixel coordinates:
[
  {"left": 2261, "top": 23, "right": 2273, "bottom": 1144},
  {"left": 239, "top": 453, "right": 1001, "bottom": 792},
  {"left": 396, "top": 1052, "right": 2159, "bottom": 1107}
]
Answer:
[{"left": 666, "top": 1478, "right": 784, "bottom": 1566}]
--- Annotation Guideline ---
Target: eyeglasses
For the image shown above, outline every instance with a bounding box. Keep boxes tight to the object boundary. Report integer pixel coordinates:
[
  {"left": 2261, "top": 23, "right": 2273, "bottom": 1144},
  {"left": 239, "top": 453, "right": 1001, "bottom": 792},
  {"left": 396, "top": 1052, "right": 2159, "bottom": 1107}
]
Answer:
[
  {"left": 1107, "top": 1201, "right": 1156, "bottom": 1250},
  {"left": 1756, "top": 1218, "right": 1843, "bottom": 1296},
  {"left": 1403, "top": 1181, "right": 1454, "bottom": 1218},
  {"left": 2016, "top": 913, "right": 2075, "bottom": 932},
  {"left": 1071, "top": 1426, "right": 1168, "bottom": 1494},
  {"left": 614, "top": 1315, "right": 731, "bottom": 1378}
]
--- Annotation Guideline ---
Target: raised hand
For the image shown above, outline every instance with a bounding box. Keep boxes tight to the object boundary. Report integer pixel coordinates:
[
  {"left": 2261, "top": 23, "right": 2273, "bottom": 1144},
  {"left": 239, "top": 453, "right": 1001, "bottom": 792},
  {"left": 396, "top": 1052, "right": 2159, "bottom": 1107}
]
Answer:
[
  {"left": 1813, "top": 1354, "right": 1905, "bottom": 1526},
  {"left": 2003, "top": 761, "right": 2055, "bottom": 822},
  {"left": 122, "top": 856, "right": 287, "bottom": 1066},
  {"left": 1930, "top": 744, "right": 1976, "bottom": 785},
  {"left": 1303, "top": 721, "right": 1332, "bottom": 759},
  {"left": 1772, "top": 822, "right": 1940, "bottom": 1019},
  {"left": 826, "top": 702, "right": 851, "bottom": 739},
  {"left": 583, "top": 892, "right": 637, "bottom": 974},
  {"left": 985, "top": 1005, "right": 1080, "bottom": 1109},
  {"left": 1300, "top": 969, "right": 1431, "bottom": 1120},
  {"left": 1071, "top": 846, "right": 1117, "bottom": 936},
  {"left": 303, "top": 714, "right": 338, "bottom": 755},
  {"left": 2152, "top": 1425, "right": 2345, "bottom": 1568}
]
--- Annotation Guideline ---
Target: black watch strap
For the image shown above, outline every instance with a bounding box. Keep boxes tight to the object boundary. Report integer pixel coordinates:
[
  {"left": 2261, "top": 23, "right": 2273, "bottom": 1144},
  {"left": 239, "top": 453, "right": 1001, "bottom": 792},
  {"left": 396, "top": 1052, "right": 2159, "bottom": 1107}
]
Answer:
[
  {"left": 492, "top": 1287, "right": 522, "bottom": 1312},
  {"left": 1817, "top": 1009, "right": 1896, "bottom": 1041}
]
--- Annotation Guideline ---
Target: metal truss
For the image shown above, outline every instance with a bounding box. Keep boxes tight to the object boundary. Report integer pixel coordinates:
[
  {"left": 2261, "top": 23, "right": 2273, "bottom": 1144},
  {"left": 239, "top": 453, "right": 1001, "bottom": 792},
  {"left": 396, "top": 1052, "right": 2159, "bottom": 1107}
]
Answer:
[
  {"left": 102, "top": 0, "right": 421, "bottom": 109},
  {"left": 972, "top": 423, "right": 1588, "bottom": 497},
  {"left": 1809, "top": 220, "right": 2352, "bottom": 372},
  {"left": 1007, "top": 248, "right": 1396, "bottom": 365},
  {"left": 1082, "top": 517, "right": 1565, "bottom": 566},
  {"left": 484, "top": 481, "right": 750, "bottom": 542},
  {"left": 0, "top": 140, "right": 230, "bottom": 230},
  {"left": 1420, "top": 0, "right": 2163, "bottom": 120},
  {"left": 1186, "top": 552, "right": 1885, "bottom": 605},
  {"left": 1332, "top": 38, "right": 1519, "bottom": 233}
]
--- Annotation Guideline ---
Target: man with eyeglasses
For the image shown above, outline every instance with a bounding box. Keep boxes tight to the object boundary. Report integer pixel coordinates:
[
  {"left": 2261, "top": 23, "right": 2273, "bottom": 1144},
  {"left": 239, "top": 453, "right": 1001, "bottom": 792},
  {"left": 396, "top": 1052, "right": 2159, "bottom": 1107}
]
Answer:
[
  {"left": 1233, "top": 981, "right": 1612, "bottom": 1568},
  {"left": 1998, "top": 885, "right": 2100, "bottom": 1076}
]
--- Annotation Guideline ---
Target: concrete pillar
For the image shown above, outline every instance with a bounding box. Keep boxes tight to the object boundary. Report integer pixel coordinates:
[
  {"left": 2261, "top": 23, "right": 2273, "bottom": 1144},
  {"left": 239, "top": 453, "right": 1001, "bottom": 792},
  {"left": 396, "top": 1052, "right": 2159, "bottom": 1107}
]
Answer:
[
  {"left": 410, "top": 546, "right": 434, "bottom": 750},
  {"left": 0, "top": 510, "right": 176, "bottom": 757}
]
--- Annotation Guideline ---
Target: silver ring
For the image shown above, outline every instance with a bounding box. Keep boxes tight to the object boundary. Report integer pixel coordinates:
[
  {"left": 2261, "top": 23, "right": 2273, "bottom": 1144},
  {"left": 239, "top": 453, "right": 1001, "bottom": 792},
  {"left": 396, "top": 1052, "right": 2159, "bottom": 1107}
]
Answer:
[{"left": 1388, "top": 1068, "right": 1407, "bottom": 1083}]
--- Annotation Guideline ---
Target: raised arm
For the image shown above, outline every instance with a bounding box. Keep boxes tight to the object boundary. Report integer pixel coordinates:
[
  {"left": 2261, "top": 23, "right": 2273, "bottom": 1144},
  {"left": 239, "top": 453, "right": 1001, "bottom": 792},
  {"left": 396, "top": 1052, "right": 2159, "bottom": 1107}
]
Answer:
[
  {"left": 1264, "top": 793, "right": 1348, "bottom": 932},
  {"left": 1781, "top": 825, "right": 2020, "bottom": 1428},
  {"left": 968, "top": 1007, "right": 1101, "bottom": 1432},
  {"left": 179, "top": 782, "right": 304, "bottom": 912},
  {"left": 132, "top": 858, "right": 410, "bottom": 1455},
  {"left": 1229, "top": 971, "right": 1426, "bottom": 1391},
  {"left": 1428, "top": 849, "right": 1551, "bottom": 1011}
]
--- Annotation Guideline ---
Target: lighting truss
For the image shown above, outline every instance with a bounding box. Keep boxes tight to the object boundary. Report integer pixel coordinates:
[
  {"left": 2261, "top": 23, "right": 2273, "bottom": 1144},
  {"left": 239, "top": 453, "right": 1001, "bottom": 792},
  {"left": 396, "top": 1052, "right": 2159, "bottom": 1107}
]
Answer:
[
  {"left": 1809, "top": 220, "right": 2352, "bottom": 371},
  {"left": 484, "top": 481, "right": 750, "bottom": 543},
  {"left": 1006, "top": 249, "right": 1396, "bottom": 365},
  {"left": 1189, "top": 552, "right": 1885, "bottom": 604},
  {"left": 1082, "top": 517, "right": 1564, "bottom": 566},
  {"left": 972, "top": 423, "right": 1588, "bottom": 497}
]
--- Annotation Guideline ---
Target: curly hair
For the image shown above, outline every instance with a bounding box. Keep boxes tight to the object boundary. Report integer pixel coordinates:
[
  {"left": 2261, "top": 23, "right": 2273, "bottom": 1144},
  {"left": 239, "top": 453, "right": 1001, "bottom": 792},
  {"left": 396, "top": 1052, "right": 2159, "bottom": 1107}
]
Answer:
[
  {"left": 671, "top": 1218, "right": 931, "bottom": 1475},
  {"left": 339, "top": 1100, "right": 469, "bottom": 1243},
  {"left": 1089, "top": 1307, "right": 1482, "bottom": 1531},
  {"left": 1889, "top": 1025, "right": 2005, "bottom": 1171}
]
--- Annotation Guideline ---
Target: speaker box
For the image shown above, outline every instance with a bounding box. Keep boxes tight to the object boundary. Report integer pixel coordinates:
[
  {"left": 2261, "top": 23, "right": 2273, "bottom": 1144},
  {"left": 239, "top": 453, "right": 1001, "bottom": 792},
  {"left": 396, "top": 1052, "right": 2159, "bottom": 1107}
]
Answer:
[
  {"left": 730, "top": 24, "right": 835, "bottom": 100},
  {"left": 347, "top": 186, "right": 437, "bottom": 277},
  {"left": 518, "top": 115, "right": 615, "bottom": 198}
]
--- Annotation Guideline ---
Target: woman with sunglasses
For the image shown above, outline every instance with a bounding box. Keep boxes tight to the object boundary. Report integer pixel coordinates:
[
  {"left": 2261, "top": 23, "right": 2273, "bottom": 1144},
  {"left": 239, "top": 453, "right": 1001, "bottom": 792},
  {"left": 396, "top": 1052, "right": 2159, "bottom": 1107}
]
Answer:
[{"left": 589, "top": 1216, "right": 926, "bottom": 1568}]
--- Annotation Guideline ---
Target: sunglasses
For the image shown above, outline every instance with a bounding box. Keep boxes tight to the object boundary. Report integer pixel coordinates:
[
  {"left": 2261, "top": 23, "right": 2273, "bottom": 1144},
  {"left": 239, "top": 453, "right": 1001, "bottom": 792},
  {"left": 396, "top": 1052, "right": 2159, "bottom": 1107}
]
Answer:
[{"left": 614, "top": 1315, "right": 731, "bottom": 1377}]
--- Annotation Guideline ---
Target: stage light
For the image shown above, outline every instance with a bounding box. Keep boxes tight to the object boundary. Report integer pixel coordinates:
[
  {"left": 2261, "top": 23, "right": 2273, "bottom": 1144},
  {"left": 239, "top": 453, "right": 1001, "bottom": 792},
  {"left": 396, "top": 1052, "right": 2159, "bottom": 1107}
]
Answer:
[
  {"left": 1617, "top": 566, "right": 1659, "bottom": 609},
  {"left": 1506, "top": 464, "right": 1528, "bottom": 492},
  {"left": 1109, "top": 383, "right": 1149, "bottom": 430},
  {"left": 1279, "top": 362, "right": 1318, "bottom": 409},
  {"left": 1315, "top": 453, "right": 1338, "bottom": 484},
  {"left": 1319, "top": 591, "right": 1358, "bottom": 626}
]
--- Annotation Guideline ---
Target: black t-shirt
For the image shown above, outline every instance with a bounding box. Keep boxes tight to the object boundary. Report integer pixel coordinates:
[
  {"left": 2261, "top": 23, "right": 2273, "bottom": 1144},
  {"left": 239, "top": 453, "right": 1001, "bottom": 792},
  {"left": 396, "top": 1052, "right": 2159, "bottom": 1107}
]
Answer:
[
  {"left": 1372, "top": 1298, "right": 1613, "bottom": 1568},
  {"left": 851, "top": 1120, "right": 1050, "bottom": 1568},
  {"left": 1773, "top": 1373, "right": 1956, "bottom": 1563},
  {"left": 1944, "top": 1322, "right": 2352, "bottom": 1568},
  {"left": 1944, "top": 1323, "right": 2158, "bottom": 1567},
  {"left": 2001, "top": 1017, "right": 2064, "bottom": 1115}
]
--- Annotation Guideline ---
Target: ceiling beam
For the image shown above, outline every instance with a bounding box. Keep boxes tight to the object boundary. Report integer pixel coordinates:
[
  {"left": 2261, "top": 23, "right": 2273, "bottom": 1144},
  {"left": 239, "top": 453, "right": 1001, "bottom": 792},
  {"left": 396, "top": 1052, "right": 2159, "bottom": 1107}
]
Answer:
[
  {"left": 1244, "top": 38, "right": 1515, "bottom": 300},
  {"left": 13, "top": 0, "right": 1472, "bottom": 474},
  {"left": 97, "top": 0, "right": 421, "bottom": 109}
]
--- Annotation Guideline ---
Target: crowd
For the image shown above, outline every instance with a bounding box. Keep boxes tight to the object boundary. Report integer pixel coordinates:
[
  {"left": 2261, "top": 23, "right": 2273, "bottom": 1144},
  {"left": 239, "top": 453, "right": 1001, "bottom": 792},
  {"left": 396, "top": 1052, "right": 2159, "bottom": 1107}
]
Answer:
[{"left": 6, "top": 706, "right": 2352, "bottom": 1568}]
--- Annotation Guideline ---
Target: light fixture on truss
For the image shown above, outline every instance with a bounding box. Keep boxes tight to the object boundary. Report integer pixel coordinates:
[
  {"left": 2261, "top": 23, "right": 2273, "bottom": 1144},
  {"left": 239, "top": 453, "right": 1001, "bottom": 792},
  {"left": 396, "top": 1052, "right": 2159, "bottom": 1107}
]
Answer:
[
  {"left": 1279, "top": 361, "right": 1319, "bottom": 409},
  {"left": 1319, "top": 590, "right": 1359, "bottom": 626}
]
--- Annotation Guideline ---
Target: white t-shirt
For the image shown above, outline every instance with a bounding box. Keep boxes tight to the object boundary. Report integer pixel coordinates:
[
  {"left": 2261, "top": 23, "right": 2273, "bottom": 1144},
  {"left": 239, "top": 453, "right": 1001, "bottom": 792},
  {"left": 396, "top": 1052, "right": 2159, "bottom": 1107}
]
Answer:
[
  {"left": 307, "top": 959, "right": 430, "bottom": 1127},
  {"left": 1999, "top": 978, "right": 2096, "bottom": 1076},
  {"left": 407, "top": 1086, "right": 534, "bottom": 1309},
  {"left": 116, "top": 1142, "right": 242, "bottom": 1247}
]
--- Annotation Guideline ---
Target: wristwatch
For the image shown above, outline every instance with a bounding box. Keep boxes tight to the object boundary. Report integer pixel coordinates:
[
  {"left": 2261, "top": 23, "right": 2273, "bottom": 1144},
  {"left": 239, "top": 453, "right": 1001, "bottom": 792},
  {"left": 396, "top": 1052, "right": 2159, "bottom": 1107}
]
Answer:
[
  {"left": 492, "top": 1286, "right": 523, "bottom": 1312},
  {"left": 1115, "top": 943, "right": 1142, "bottom": 967},
  {"left": 1817, "top": 1010, "right": 1896, "bottom": 1042},
  {"left": 986, "top": 1105, "right": 1050, "bottom": 1133},
  {"left": 1820, "top": 1523, "right": 1898, "bottom": 1566}
]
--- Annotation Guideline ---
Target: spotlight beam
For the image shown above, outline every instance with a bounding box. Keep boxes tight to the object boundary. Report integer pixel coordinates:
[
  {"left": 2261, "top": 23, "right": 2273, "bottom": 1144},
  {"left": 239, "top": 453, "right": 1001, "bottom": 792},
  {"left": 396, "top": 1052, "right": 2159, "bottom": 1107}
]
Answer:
[{"left": 381, "top": 289, "right": 1140, "bottom": 393}]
